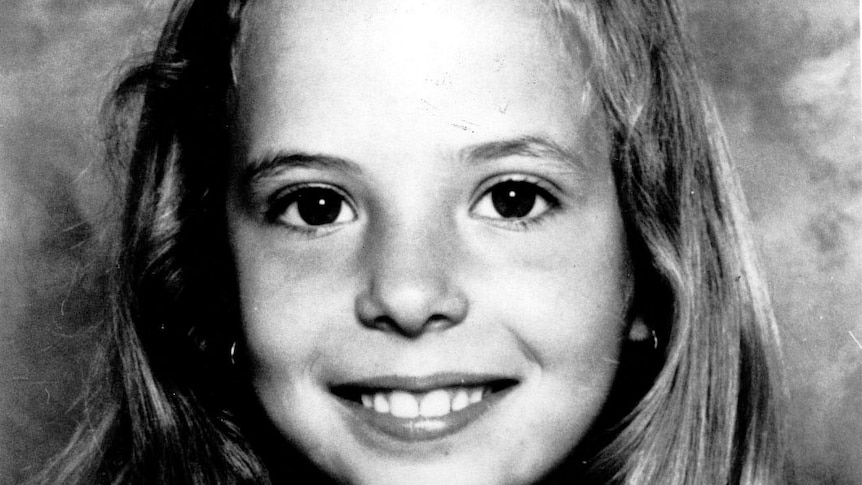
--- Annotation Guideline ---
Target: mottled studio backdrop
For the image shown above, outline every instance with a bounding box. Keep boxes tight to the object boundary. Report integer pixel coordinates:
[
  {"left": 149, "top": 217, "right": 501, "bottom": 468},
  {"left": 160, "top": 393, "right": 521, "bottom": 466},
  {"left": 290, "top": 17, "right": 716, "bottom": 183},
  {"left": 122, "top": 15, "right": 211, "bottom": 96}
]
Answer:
[{"left": 0, "top": 1, "right": 859, "bottom": 484}]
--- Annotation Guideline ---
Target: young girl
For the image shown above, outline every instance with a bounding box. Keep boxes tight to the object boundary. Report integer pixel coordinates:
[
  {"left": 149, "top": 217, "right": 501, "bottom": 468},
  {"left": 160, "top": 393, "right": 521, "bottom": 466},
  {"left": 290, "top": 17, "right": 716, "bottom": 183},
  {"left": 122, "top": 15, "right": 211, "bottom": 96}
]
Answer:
[{"left": 36, "top": 0, "right": 785, "bottom": 483}]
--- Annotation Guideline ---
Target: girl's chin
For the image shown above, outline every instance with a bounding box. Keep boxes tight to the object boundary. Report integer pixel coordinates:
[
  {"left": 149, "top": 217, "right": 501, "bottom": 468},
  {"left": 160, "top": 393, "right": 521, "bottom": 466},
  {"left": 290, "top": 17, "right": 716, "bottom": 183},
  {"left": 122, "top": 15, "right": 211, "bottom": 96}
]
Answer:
[{"left": 324, "top": 455, "right": 531, "bottom": 485}]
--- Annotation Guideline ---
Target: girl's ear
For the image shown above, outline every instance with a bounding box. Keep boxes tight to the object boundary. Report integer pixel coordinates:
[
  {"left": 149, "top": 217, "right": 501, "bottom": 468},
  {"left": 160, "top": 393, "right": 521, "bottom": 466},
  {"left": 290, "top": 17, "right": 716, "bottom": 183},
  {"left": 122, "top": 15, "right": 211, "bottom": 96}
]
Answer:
[{"left": 627, "top": 317, "right": 658, "bottom": 349}]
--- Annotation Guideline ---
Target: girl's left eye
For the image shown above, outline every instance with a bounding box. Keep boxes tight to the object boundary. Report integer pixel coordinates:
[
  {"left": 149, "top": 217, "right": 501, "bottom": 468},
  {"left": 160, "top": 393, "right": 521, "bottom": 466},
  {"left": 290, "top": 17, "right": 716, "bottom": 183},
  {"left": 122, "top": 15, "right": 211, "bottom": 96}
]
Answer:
[
  {"left": 472, "top": 179, "right": 557, "bottom": 221},
  {"left": 268, "top": 185, "right": 356, "bottom": 228}
]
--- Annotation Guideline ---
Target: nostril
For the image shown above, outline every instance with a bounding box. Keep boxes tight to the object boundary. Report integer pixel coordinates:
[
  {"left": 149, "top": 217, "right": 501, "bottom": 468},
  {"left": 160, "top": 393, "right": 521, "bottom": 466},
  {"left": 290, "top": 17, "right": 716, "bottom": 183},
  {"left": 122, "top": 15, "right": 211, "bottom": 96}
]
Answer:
[
  {"left": 424, "top": 314, "right": 457, "bottom": 332},
  {"left": 365, "top": 315, "right": 398, "bottom": 333},
  {"left": 354, "top": 286, "right": 469, "bottom": 338},
  {"left": 364, "top": 314, "right": 450, "bottom": 338}
]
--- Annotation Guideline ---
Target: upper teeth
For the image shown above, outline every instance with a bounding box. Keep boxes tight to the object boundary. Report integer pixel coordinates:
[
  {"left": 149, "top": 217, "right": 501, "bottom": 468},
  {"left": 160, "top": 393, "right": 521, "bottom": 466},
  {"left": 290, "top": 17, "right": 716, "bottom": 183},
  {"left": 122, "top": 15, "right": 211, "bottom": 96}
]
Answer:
[{"left": 361, "top": 387, "right": 486, "bottom": 418}]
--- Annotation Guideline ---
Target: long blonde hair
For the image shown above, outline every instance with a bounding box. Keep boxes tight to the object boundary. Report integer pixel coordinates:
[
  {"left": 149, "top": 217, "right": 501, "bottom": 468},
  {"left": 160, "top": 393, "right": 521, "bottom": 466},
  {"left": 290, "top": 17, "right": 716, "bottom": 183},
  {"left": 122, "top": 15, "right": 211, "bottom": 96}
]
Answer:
[
  {"left": 549, "top": 1, "right": 785, "bottom": 483},
  {"left": 33, "top": 1, "right": 784, "bottom": 483}
]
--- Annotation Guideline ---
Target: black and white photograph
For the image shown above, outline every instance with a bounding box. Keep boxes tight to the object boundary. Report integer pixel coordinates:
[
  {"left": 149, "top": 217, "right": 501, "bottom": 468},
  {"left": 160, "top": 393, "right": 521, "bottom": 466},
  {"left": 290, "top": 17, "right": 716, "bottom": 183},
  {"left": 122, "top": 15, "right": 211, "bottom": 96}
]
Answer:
[{"left": 1, "top": 1, "right": 859, "bottom": 483}]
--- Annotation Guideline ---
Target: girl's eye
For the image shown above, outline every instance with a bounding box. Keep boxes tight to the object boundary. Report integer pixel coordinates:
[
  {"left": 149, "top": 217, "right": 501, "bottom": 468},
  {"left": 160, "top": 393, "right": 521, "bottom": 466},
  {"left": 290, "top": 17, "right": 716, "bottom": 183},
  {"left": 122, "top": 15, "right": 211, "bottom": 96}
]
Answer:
[
  {"left": 269, "top": 185, "right": 356, "bottom": 228},
  {"left": 472, "top": 180, "right": 556, "bottom": 221}
]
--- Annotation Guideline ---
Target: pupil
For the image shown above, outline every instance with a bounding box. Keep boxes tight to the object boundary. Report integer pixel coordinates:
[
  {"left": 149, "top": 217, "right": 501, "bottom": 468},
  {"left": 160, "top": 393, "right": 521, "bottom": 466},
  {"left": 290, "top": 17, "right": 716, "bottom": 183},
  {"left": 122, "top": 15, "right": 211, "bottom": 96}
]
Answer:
[
  {"left": 296, "top": 188, "right": 342, "bottom": 225},
  {"left": 491, "top": 181, "right": 535, "bottom": 218}
]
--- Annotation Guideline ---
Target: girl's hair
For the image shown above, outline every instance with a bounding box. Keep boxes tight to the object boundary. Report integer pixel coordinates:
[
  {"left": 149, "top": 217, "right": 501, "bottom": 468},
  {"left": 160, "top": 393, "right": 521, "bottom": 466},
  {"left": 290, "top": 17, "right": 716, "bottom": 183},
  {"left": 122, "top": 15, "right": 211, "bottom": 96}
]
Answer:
[{"left": 34, "top": 0, "right": 785, "bottom": 484}]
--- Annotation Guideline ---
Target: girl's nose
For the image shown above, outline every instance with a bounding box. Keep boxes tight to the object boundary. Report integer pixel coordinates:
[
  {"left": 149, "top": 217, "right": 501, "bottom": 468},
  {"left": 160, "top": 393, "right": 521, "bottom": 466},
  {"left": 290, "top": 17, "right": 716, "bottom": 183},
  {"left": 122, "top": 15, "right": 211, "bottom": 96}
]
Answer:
[{"left": 355, "top": 222, "right": 469, "bottom": 338}]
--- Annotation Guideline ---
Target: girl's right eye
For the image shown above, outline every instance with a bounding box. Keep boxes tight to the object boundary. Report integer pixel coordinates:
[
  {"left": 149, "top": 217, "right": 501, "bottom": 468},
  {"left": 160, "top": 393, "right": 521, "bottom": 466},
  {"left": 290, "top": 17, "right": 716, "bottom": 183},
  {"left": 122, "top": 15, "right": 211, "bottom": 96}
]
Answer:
[{"left": 267, "top": 185, "right": 356, "bottom": 230}]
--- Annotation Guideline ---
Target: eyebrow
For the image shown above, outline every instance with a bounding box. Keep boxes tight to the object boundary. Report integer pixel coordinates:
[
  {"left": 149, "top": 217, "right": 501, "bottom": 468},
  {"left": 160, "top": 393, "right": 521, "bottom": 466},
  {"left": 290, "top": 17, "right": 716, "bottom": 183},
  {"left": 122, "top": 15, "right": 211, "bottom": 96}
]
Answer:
[
  {"left": 243, "top": 152, "right": 361, "bottom": 192},
  {"left": 242, "top": 135, "right": 583, "bottom": 189},
  {"left": 457, "top": 135, "right": 583, "bottom": 169}
]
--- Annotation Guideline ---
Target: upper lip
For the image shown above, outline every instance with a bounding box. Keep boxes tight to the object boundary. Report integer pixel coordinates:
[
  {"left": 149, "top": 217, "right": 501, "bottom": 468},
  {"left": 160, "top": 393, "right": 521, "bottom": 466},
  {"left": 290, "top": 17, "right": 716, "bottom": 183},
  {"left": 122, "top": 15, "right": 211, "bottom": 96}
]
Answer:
[{"left": 330, "top": 372, "right": 519, "bottom": 393}]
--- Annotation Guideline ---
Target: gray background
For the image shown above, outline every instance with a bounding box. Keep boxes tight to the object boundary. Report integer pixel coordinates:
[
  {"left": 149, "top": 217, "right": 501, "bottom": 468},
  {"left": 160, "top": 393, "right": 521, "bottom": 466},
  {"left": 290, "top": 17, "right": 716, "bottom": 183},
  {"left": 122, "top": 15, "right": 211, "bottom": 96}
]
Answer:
[{"left": 0, "top": 1, "right": 859, "bottom": 483}]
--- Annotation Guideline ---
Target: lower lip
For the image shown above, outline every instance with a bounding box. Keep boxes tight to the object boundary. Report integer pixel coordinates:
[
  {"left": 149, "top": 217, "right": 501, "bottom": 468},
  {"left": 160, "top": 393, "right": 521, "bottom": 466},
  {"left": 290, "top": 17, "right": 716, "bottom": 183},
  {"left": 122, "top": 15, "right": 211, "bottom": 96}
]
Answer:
[{"left": 337, "top": 388, "right": 513, "bottom": 442}]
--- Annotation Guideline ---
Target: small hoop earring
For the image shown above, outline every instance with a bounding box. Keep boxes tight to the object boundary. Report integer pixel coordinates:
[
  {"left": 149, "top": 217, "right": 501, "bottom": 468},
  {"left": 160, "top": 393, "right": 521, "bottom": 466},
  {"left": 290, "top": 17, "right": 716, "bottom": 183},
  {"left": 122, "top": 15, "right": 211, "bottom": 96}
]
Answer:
[{"left": 230, "top": 341, "right": 238, "bottom": 367}]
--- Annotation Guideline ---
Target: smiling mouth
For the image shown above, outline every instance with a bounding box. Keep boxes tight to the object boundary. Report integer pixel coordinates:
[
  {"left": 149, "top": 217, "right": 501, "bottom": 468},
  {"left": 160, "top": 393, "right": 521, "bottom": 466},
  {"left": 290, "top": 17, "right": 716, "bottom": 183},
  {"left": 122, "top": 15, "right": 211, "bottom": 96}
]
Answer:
[
  {"left": 334, "top": 380, "right": 515, "bottom": 418},
  {"left": 330, "top": 375, "right": 519, "bottom": 441}
]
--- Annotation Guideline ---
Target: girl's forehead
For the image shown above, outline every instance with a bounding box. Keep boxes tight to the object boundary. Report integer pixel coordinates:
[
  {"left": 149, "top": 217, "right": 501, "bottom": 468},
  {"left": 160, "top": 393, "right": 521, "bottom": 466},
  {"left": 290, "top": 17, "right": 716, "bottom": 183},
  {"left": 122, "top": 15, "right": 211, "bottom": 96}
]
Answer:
[
  {"left": 235, "top": 0, "right": 579, "bottom": 87},
  {"left": 232, "top": 0, "right": 594, "bottom": 159}
]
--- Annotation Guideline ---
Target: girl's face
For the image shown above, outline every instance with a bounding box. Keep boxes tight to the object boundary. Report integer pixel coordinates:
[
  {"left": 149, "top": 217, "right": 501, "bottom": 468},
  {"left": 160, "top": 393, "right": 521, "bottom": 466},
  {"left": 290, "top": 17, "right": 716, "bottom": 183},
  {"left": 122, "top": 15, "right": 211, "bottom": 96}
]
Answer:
[{"left": 226, "top": 1, "right": 632, "bottom": 483}]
